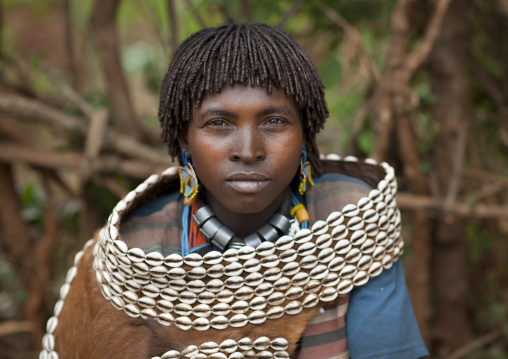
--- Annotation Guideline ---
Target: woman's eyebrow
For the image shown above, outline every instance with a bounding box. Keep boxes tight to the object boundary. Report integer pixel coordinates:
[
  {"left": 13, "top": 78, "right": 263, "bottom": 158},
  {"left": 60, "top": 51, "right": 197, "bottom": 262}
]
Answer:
[
  {"left": 257, "top": 105, "right": 296, "bottom": 117},
  {"left": 198, "top": 108, "right": 237, "bottom": 119}
]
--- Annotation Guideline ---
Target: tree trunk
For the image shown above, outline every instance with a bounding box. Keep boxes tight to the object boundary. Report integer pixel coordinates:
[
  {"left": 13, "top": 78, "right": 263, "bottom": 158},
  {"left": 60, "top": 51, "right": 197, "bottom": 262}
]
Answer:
[
  {"left": 429, "top": 0, "right": 473, "bottom": 352},
  {"left": 90, "top": 0, "right": 141, "bottom": 138}
]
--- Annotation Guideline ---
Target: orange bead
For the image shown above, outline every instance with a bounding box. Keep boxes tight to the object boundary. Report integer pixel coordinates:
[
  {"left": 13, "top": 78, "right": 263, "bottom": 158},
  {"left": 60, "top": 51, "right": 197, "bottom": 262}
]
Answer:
[{"left": 296, "top": 207, "right": 309, "bottom": 223}]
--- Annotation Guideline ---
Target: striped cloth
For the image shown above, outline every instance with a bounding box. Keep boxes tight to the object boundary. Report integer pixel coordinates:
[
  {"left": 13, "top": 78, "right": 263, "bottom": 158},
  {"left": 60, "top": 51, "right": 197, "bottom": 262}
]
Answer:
[
  {"left": 120, "top": 171, "right": 373, "bottom": 358},
  {"left": 293, "top": 295, "right": 351, "bottom": 359}
]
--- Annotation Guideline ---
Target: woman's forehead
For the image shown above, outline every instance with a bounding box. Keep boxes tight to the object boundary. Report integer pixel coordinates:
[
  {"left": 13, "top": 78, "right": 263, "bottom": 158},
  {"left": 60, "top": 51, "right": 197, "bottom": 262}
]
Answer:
[{"left": 195, "top": 84, "right": 299, "bottom": 115}]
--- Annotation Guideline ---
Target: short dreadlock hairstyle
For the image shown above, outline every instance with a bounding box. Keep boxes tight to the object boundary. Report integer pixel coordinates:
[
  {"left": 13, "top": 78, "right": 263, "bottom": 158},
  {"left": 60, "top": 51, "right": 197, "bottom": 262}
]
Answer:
[{"left": 158, "top": 23, "right": 329, "bottom": 174}]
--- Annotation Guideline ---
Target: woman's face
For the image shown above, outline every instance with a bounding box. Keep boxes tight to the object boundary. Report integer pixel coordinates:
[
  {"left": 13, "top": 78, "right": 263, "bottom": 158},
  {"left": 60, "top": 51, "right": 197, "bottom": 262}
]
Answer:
[{"left": 184, "top": 84, "right": 304, "bottom": 215}]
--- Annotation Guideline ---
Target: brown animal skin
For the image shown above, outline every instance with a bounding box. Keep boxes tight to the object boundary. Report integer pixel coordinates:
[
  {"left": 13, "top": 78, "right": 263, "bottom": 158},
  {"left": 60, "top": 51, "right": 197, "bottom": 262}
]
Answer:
[{"left": 54, "top": 236, "right": 323, "bottom": 358}]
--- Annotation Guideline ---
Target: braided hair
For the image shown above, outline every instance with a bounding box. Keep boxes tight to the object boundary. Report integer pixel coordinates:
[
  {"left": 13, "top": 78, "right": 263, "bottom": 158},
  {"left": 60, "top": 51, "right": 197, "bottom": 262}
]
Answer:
[{"left": 158, "top": 23, "right": 329, "bottom": 174}]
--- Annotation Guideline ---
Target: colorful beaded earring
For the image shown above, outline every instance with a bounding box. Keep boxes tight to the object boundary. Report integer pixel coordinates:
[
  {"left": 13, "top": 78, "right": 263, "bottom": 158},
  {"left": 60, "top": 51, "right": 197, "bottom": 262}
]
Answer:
[
  {"left": 178, "top": 149, "right": 199, "bottom": 205},
  {"left": 298, "top": 146, "right": 314, "bottom": 195}
]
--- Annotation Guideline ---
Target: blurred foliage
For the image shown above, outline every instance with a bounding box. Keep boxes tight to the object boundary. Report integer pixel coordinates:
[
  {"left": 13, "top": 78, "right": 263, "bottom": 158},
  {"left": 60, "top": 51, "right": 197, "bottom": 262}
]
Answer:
[{"left": 2, "top": 0, "right": 508, "bottom": 357}]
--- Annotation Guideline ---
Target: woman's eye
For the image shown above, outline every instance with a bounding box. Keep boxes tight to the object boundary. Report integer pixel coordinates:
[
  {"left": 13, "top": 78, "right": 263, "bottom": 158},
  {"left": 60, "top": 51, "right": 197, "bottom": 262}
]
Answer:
[
  {"left": 265, "top": 117, "right": 286, "bottom": 126},
  {"left": 205, "top": 119, "right": 229, "bottom": 127}
]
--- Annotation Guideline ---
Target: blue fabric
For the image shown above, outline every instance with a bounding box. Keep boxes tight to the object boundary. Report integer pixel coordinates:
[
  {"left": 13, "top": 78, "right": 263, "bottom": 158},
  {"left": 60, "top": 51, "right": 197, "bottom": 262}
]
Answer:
[
  {"left": 313, "top": 173, "right": 371, "bottom": 188},
  {"left": 346, "top": 260, "right": 429, "bottom": 359}
]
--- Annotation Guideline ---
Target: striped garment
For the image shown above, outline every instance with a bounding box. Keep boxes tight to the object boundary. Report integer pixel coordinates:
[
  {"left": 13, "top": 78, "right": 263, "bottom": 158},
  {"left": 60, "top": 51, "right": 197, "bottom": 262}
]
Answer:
[{"left": 120, "top": 169, "right": 373, "bottom": 358}]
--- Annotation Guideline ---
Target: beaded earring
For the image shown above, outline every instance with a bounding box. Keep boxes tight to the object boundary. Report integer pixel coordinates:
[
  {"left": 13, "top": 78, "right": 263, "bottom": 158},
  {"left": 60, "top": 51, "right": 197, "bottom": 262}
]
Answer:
[
  {"left": 298, "top": 146, "right": 314, "bottom": 195},
  {"left": 178, "top": 149, "right": 199, "bottom": 205}
]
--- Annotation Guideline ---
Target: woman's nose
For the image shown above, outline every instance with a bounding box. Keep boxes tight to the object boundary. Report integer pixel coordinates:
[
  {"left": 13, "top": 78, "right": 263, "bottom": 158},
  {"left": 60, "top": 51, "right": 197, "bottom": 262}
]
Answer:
[{"left": 230, "top": 128, "right": 266, "bottom": 164}]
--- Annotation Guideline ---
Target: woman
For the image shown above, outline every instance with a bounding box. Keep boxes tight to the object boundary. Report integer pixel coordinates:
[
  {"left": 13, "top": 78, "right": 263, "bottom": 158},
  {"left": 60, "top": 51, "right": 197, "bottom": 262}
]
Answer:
[{"left": 41, "top": 24, "right": 428, "bottom": 359}]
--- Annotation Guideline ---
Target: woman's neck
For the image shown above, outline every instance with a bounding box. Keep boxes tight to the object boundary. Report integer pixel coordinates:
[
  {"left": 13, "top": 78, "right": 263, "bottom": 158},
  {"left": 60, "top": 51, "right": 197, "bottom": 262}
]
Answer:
[{"left": 203, "top": 188, "right": 291, "bottom": 238}]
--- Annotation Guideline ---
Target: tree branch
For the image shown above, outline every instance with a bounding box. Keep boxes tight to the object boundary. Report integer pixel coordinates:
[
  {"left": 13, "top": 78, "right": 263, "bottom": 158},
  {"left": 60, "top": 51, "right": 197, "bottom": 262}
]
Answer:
[
  {"left": 397, "top": 192, "right": 508, "bottom": 219},
  {"left": 402, "top": 0, "right": 453, "bottom": 80},
  {"left": 0, "top": 143, "right": 168, "bottom": 179},
  {"left": 277, "top": 0, "right": 305, "bottom": 28},
  {"left": 0, "top": 94, "right": 171, "bottom": 166},
  {"left": 91, "top": 0, "right": 142, "bottom": 138}
]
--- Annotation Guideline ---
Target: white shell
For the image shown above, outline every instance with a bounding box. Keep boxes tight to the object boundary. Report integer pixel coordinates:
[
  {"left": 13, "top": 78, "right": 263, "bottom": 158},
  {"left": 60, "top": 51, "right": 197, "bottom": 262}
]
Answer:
[
  {"left": 179, "top": 291, "right": 197, "bottom": 304},
  {"left": 206, "top": 279, "right": 225, "bottom": 293},
  {"left": 291, "top": 272, "right": 310, "bottom": 286},
  {"left": 127, "top": 247, "right": 146, "bottom": 263},
  {"left": 193, "top": 317, "right": 210, "bottom": 331},
  {"left": 203, "top": 251, "right": 223, "bottom": 265},
  {"left": 164, "top": 253, "right": 183, "bottom": 268},
  {"left": 162, "top": 166, "right": 178, "bottom": 176},
  {"left": 300, "top": 255, "right": 318, "bottom": 269},
  {"left": 326, "top": 211, "right": 344, "bottom": 227},
  {"left": 210, "top": 315, "right": 229, "bottom": 330},
  {"left": 243, "top": 258, "right": 261, "bottom": 273},
  {"left": 223, "top": 248, "right": 239, "bottom": 262},
  {"left": 347, "top": 216, "right": 364, "bottom": 231},
  {"left": 342, "top": 204, "right": 359, "bottom": 217},
  {"left": 212, "top": 302, "right": 231, "bottom": 316},
  {"left": 46, "top": 316, "right": 58, "bottom": 334},
  {"left": 256, "top": 241, "right": 276, "bottom": 256},
  {"left": 234, "top": 286, "right": 254, "bottom": 301},
  {"left": 311, "top": 220, "right": 329, "bottom": 235},
  {"left": 161, "top": 350, "right": 179, "bottom": 359},
  {"left": 135, "top": 181, "right": 149, "bottom": 193},
  {"left": 260, "top": 254, "right": 280, "bottom": 268},
  {"left": 255, "top": 282, "right": 274, "bottom": 297},
  {"left": 266, "top": 306, "right": 284, "bottom": 319},
  {"left": 187, "top": 280, "right": 206, "bottom": 293},
  {"left": 294, "top": 229, "right": 313, "bottom": 244},
  {"left": 200, "top": 342, "right": 220, "bottom": 355},
  {"left": 238, "top": 338, "right": 254, "bottom": 350},
  {"left": 303, "top": 280, "right": 321, "bottom": 294},
  {"left": 263, "top": 267, "right": 282, "bottom": 282},
  {"left": 207, "top": 264, "right": 225, "bottom": 278},
  {"left": 229, "top": 313, "right": 248, "bottom": 327},
  {"left": 320, "top": 286, "right": 338, "bottom": 302},
  {"left": 184, "top": 253, "right": 203, "bottom": 267},
  {"left": 267, "top": 291, "right": 285, "bottom": 306},
  {"left": 317, "top": 248, "right": 335, "bottom": 263},
  {"left": 157, "top": 311, "right": 174, "bottom": 327},
  {"left": 249, "top": 296, "right": 267, "bottom": 311},
  {"left": 279, "top": 249, "right": 297, "bottom": 263},
  {"left": 273, "top": 277, "right": 291, "bottom": 291},
  {"left": 245, "top": 272, "right": 264, "bottom": 287},
  {"left": 339, "top": 265, "right": 358, "bottom": 279},
  {"left": 174, "top": 316, "right": 192, "bottom": 330},
  {"left": 297, "top": 242, "right": 316, "bottom": 256},
  {"left": 224, "top": 262, "right": 243, "bottom": 276},
  {"left": 237, "top": 245, "right": 256, "bottom": 260},
  {"left": 337, "top": 279, "right": 354, "bottom": 294},
  {"left": 224, "top": 276, "right": 244, "bottom": 289},
  {"left": 331, "top": 225, "right": 348, "bottom": 240},
  {"left": 248, "top": 310, "right": 267, "bottom": 325},
  {"left": 284, "top": 300, "right": 303, "bottom": 315},
  {"left": 220, "top": 339, "right": 238, "bottom": 353},
  {"left": 145, "top": 251, "right": 164, "bottom": 266},
  {"left": 275, "top": 235, "right": 294, "bottom": 251},
  {"left": 310, "top": 264, "right": 329, "bottom": 280},
  {"left": 357, "top": 197, "right": 374, "bottom": 211},
  {"left": 216, "top": 289, "right": 234, "bottom": 303},
  {"left": 316, "top": 234, "right": 333, "bottom": 249}
]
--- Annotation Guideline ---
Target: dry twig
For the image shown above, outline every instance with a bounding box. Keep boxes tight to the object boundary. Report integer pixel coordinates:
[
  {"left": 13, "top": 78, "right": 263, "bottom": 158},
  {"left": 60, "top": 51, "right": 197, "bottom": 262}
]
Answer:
[
  {"left": 397, "top": 192, "right": 508, "bottom": 219},
  {"left": 277, "top": 0, "right": 305, "bottom": 28},
  {"left": 446, "top": 329, "right": 503, "bottom": 359},
  {"left": 0, "top": 321, "right": 33, "bottom": 337}
]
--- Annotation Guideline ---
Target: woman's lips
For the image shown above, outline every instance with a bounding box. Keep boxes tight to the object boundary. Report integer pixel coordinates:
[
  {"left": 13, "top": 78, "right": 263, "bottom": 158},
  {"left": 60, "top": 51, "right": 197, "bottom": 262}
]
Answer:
[
  {"left": 225, "top": 180, "right": 270, "bottom": 193},
  {"left": 225, "top": 173, "right": 271, "bottom": 193}
]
